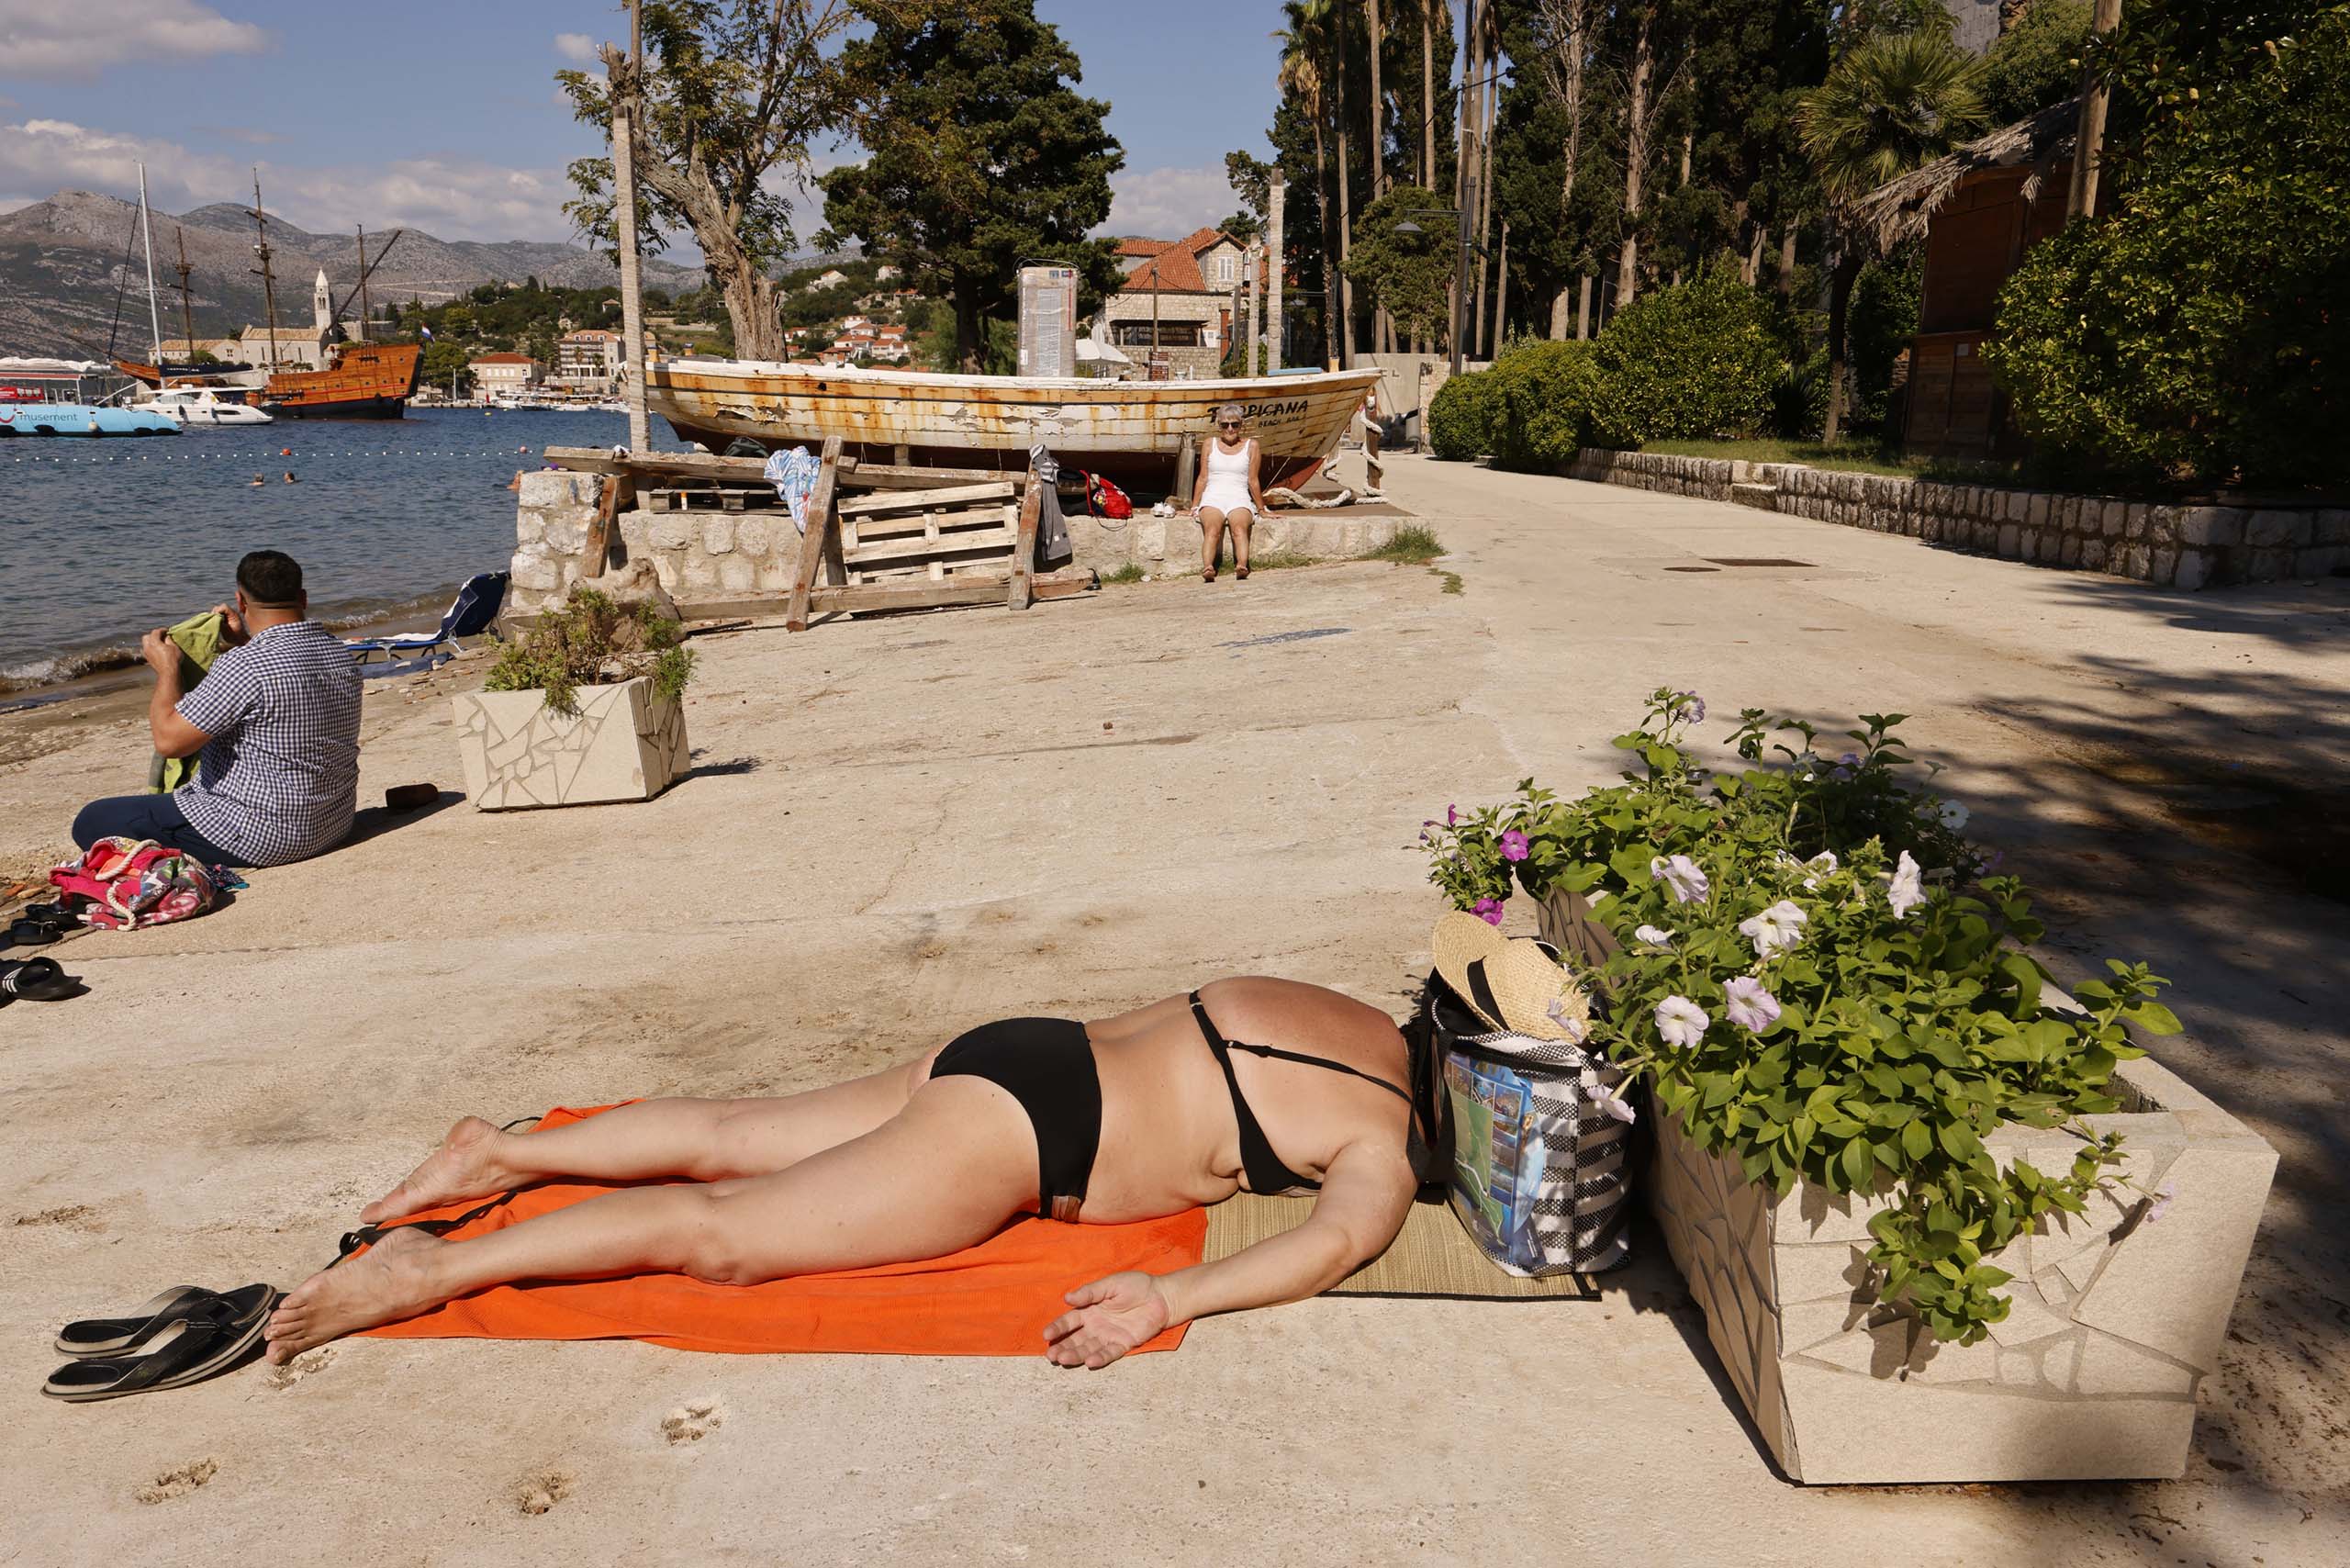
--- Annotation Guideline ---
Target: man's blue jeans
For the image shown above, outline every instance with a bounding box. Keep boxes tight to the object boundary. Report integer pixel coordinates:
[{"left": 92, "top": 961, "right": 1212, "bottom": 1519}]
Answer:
[{"left": 72, "top": 793, "right": 247, "bottom": 868}]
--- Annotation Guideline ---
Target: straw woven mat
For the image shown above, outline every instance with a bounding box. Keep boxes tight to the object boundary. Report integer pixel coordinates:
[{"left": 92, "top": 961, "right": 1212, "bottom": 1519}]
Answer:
[{"left": 1204, "top": 1194, "right": 1599, "bottom": 1301}]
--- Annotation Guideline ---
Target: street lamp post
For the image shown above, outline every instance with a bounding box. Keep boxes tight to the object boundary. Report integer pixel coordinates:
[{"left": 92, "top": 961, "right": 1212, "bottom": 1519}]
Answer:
[{"left": 1393, "top": 206, "right": 1476, "bottom": 376}]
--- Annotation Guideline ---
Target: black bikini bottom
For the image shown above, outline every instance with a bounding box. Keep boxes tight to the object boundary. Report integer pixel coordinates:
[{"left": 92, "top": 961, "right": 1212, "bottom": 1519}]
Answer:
[{"left": 929, "top": 1016, "right": 1101, "bottom": 1222}]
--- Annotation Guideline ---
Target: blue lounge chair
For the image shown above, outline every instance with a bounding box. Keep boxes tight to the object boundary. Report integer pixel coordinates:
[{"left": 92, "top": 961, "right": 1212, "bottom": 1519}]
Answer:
[{"left": 346, "top": 572, "right": 509, "bottom": 677}]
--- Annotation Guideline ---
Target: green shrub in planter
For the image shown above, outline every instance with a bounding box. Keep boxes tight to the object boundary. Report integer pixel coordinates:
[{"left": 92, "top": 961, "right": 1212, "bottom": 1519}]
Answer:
[
  {"left": 1422, "top": 689, "right": 2180, "bottom": 1347},
  {"left": 1426, "top": 368, "right": 1498, "bottom": 461},
  {"left": 1595, "top": 269, "right": 1790, "bottom": 443},
  {"left": 1488, "top": 341, "right": 1610, "bottom": 468}
]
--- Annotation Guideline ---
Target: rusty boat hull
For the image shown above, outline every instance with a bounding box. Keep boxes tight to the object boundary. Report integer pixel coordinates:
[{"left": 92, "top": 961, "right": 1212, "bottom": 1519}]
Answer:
[{"left": 643, "top": 360, "right": 1381, "bottom": 490}]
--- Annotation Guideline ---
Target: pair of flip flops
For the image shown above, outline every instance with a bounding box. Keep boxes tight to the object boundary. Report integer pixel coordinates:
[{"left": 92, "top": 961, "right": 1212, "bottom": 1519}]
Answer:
[
  {"left": 2, "top": 957, "right": 84, "bottom": 1003},
  {"left": 42, "top": 1283, "right": 277, "bottom": 1402},
  {"left": 6, "top": 902, "right": 78, "bottom": 946}
]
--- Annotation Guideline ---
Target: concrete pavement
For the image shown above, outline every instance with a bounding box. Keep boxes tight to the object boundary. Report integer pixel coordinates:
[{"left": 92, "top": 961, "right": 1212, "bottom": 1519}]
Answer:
[{"left": 2, "top": 452, "right": 2344, "bottom": 1564}]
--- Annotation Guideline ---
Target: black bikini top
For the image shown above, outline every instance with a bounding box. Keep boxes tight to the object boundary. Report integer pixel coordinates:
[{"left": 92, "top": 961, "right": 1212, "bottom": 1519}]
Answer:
[{"left": 1189, "top": 991, "right": 1411, "bottom": 1194}]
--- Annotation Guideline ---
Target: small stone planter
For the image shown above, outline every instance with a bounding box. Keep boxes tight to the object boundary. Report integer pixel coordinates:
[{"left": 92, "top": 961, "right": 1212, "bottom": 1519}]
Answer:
[
  {"left": 451, "top": 677, "right": 688, "bottom": 810},
  {"left": 1536, "top": 895, "right": 2277, "bottom": 1484}
]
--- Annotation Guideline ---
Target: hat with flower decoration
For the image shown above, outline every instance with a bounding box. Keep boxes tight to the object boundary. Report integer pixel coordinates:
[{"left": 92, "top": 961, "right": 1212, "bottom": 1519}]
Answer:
[{"left": 1428, "top": 911, "right": 1594, "bottom": 1044}]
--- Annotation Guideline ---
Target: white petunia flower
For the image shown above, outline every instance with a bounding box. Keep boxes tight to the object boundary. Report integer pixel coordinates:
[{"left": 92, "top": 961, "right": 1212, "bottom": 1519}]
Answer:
[
  {"left": 1888, "top": 850, "right": 1926, "bottom": 919},
  {"left": 1737, "top": 900, "right": 1809, "bottom": 959},
  {"left": 1654, "top": 995, "right": 1709, "bottom": 1048},
  {"left": 1650, "top": 854, "right": 1711, "bottom": 904}
]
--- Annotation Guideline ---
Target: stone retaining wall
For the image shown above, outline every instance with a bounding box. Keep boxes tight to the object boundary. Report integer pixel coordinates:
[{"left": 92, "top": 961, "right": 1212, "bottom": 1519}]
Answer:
[
  {"left": 1558, "top": 449, "right": 2346, "bottom": 590},
  {"left": 508, "top": 470, "right": 1408, "bottom": 615}
]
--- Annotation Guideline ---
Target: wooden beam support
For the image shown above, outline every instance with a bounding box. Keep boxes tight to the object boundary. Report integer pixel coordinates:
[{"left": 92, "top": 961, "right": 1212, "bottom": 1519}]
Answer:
[
  {"left": 785, "top": 435, "right": 845, "bottom": 633},
  {"left": 1007, "top": 476, "right": 1041, "bottom": 611}
]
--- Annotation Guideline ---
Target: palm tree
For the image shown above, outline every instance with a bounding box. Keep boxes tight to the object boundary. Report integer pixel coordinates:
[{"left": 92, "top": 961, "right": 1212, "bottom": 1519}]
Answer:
[
  {"left": 1798, "top": 31, "right": 1987, "bottom": 442},
  {"left": 1278, "top": 12, "right": 1341, "bottom": 370}
]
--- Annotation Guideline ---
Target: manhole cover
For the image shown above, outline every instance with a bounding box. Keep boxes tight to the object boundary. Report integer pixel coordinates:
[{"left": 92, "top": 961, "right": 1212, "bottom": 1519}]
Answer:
[{"left": 1704, "top": 557, "right": 1817, "bottom": 567}]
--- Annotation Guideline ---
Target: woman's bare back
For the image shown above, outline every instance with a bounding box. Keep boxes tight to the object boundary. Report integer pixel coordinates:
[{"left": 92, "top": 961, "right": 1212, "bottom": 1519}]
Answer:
[{"left": 1078, "top": 978, "right": 1412, "bottom": 1222}]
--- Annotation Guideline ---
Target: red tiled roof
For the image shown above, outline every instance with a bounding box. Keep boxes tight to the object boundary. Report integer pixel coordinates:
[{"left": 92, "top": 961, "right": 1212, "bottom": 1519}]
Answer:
[{"left": 1123, "top": 228, "right": 1240, "bottom": 294}]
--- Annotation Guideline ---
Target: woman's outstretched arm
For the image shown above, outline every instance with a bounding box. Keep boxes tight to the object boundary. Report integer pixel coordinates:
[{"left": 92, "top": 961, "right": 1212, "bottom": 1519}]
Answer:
[{"left": 1042, "top": 1141, "right": 1414, "bottom": 1368}]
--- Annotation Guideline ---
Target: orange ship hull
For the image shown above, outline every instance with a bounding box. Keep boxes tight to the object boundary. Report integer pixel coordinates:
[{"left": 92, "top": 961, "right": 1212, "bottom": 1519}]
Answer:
[{"left": 263, "top": 342, "right": 424, "bottom": 420}]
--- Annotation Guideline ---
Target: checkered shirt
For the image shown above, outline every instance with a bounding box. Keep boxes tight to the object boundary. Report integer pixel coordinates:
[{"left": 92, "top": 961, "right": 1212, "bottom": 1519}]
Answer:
[{"left": 174, "top": 620, "right": 363, "bottom": 866}]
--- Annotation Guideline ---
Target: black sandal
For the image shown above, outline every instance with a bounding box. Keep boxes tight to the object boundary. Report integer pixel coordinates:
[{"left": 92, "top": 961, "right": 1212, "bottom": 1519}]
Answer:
[
  {"left": 2, "top": 957, "right": 85, "bottom": 1002},
  {"left": 41, "top": 1288, "right": 275, "bottom": 1402}
]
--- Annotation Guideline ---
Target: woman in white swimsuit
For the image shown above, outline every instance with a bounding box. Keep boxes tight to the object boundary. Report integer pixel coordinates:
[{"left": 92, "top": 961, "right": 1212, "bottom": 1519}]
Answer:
[{"left": 1189, "top": 402, "right": 1278, "bottom": 583}]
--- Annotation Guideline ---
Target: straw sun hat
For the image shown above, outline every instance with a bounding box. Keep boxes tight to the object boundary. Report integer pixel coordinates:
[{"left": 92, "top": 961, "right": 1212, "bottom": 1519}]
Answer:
[{"left": 1429, "top": 911, "right": 1595, "bottom": 1044}]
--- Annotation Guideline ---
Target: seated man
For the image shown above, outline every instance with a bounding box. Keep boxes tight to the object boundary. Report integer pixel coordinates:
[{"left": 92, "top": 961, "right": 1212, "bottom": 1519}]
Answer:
[{"left": 72, "top": 550, "right": 363, "bottom": 868}]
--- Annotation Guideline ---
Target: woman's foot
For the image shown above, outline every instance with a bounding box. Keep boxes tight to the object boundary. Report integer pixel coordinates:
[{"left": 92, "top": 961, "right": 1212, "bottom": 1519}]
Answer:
[
  {"left": 360, "top": 1116, "right": 517, "bottom": 1223},
  {"left": 264, "top": 1226, "right": 448, "bottom": 1363}
]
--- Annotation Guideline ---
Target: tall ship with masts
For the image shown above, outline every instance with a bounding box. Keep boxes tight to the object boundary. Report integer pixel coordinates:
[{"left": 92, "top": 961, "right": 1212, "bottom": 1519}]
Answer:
[{"left": 115, "top": 173, "right": 423, "bottom": 420}]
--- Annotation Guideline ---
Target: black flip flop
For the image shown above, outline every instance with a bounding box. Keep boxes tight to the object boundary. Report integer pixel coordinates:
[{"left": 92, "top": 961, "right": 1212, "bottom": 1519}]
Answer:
[
  {"left": 2, "top": 957, "right": 85, "bottom": 1002},
  {"left": 54, "top": 1283, "right": 270, "bottom": 1359},
  {"left": 41, "top": 1288, "right": 275, "bottom": 1403}
]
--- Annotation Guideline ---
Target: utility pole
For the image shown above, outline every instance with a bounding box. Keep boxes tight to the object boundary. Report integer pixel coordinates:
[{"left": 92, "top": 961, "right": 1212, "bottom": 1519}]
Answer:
[
  {"left": 610, "top": 0, "right": 652, "bottom": 453},
  {"left": 2066, "top": 0, "right": 2125, "bottom": 219},
  {"left": 1268, "top": 172, "right": 1286, "bottom": 371}
]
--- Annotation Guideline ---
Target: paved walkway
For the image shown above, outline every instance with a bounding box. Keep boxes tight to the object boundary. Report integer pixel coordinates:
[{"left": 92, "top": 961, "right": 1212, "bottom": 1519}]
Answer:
[{"left": 2, "top": 454, "right": 2344, "bottom": 1563}]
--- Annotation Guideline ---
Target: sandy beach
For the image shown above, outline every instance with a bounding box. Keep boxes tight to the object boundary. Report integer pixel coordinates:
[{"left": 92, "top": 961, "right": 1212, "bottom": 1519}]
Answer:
[{"left": 4, "top": 454, "right": 2345, "bottom": 1565}]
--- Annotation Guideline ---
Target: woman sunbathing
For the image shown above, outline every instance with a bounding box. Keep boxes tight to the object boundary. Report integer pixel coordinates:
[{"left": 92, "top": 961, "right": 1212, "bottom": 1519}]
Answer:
[{"left": 264, "top": 977, "right": 1442, "bottom": 1370}]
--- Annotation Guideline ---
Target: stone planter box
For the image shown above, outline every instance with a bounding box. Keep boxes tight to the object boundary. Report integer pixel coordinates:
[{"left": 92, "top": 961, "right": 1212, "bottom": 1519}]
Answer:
[
  {"left": 451, "top": 678, "right": 688, "bottom": 810},
  {"left": 1536, "top": 893, "right": 2277, "bottom": 1483},
  {"left": 1650, "top": 1050, "right": 2273, "bottom": 1484}
]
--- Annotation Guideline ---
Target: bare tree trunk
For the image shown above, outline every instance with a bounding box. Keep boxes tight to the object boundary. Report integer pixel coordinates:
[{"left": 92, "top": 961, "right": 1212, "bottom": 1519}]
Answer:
[
  {"left": 1422, "top": 1, "right": 1438, "bottom": 189},
  {"left": 1368, "top": 0, "right": 1385, "bottom": 201},
  {"left": 1576, "top": 273, "right": 1593, "bottom": 338},
  {"left": 1615, "top": 6, "right": 1654, "bottom": 312},
  {"left": 1334, "top": 23, "right": 1356, "bottom": 369},
  {"left": 1821, "top": 246, "right": 1862, "bottom": 442}
]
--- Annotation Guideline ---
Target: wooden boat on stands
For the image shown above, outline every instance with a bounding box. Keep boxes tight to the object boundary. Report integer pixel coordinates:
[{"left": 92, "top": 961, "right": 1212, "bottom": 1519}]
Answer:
[{"left": 642, "top": 359, "right": 1381, "bottom": 489}]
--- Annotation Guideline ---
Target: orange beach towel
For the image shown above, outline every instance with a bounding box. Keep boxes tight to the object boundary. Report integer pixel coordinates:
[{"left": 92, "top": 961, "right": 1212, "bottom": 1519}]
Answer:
[{"left": 358, "top": 1105, "right": 1205, "bottom": 1356}]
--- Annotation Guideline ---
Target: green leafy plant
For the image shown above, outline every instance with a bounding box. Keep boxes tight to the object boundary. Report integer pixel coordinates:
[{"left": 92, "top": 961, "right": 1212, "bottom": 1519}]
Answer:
[
  {"left": 1489, "top": 341, "right": 1610, "bottom": 468},
  {"left": 1592, "top": 268, "right": 1793, "bottom": 444},
  {"left": 1427, "top": 368, "right": 1498, "bottom": 461},
  {"left": 1422, "top": 690, "right": 2180, "bottom": 1346},
  {"left": 483, "top": 588, "right": 696, "bottom": 718}
]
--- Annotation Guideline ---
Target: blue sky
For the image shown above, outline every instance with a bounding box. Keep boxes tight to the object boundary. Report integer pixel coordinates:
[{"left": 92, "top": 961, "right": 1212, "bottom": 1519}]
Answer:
[{"left": 0, "top": 0, "right": 1296, "bottom": 245}]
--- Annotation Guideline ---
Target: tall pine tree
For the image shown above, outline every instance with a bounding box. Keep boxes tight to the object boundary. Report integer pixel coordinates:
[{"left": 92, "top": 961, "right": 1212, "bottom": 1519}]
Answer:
[{"left": 818, "top": 2, "right": 1124, "bottom": 373}]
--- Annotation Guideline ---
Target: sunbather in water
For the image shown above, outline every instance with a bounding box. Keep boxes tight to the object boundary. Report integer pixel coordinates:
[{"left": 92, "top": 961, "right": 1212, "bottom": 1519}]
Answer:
[{"left": 265, "top": 977, "right": 1449, "bottom": 1370}]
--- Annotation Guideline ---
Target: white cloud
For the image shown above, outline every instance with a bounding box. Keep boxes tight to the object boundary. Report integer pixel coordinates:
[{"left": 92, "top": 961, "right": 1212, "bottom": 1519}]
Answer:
[
  {"left": 554, "top": 31, "right": 598, "bottom": 63},
  {"left": 0, "top": 0, "right": 269, "bottom": 81},
  {"left": 0, "top": 118, "right": 578, "bottom": 242},
  {"left": 1102, "top": 164, "right": 1239, "bottom": 241}
]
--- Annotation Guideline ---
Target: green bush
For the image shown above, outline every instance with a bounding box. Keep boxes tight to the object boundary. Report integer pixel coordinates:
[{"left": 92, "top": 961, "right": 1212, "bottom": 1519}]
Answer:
[
  {"left": 1594, "top": 269, "right": 1791, "bottom": 443},
  {"left": 1985, "top": 16, "right": 2349, "bottom": 487},
  {"left": 1488, "top": 341, "right": 1609, "bottom": 467},
  {"left": 1426, "top": 368, "right": 1498, "bottom": 460}
]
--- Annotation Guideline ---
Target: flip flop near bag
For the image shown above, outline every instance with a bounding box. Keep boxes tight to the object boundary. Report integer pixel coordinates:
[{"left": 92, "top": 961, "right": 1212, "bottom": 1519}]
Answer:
[
  {"left": 2, "top": 958, "right": 86, "bottom": 1003},
  {"left": 54, "top": 1284, "right": 269, "bottom": 1359},
  {"left": 41, "top": 1288, "right": 276, "bottom": 1403}
]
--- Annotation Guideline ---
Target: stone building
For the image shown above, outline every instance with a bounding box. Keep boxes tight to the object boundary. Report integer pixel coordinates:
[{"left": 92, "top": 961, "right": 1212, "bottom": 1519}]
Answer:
[{"left": 1101, "top": 228, "right": 1253, "bottom": 378}]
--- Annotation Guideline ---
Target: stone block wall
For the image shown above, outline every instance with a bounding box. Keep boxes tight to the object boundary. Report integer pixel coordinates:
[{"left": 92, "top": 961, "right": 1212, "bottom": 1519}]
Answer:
[
  {"left": 509, "top": 469, "right": 1413, "bottom": 613},
  {"left": 1550, "top": 448, "right": 2347, "bottom": 591}
]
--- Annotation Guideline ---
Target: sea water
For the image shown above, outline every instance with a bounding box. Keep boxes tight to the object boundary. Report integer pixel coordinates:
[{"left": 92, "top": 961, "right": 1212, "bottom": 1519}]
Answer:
[{"left": 0, "top": 406, "right": 691, "bottom": 696}]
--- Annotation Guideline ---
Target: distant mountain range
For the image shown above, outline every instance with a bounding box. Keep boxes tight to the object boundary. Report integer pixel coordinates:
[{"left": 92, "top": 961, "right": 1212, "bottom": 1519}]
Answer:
[{"left": 0, "top": 189, "right": 709, "bottom": 360}]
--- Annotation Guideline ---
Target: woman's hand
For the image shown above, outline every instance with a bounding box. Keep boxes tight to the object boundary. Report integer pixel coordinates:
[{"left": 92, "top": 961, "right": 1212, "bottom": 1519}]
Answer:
[{"left": 1044, "top": 1271, "right": 1171, "bottom": 1369}]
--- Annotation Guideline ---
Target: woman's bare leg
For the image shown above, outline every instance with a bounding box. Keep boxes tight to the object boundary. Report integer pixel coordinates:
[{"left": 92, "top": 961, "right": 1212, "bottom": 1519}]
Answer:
[
  {"left": 1198, "top": 507, "right": 1226, "bottom": 577},
  {"left": 1227, "top": 506, "right": 1254, "bottom": 572},
  {"left": 270, "top": 1077, "right": 1039, "bottom": 1361},
  {"left": 359, "top": 1057, "right": 932, "bottom": 1223}
]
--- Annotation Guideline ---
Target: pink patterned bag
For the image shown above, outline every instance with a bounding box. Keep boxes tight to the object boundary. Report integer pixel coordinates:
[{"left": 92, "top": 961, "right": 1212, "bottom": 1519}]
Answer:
[{"left": 50, "top": 837, "right": 220, "bottom": 930}]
